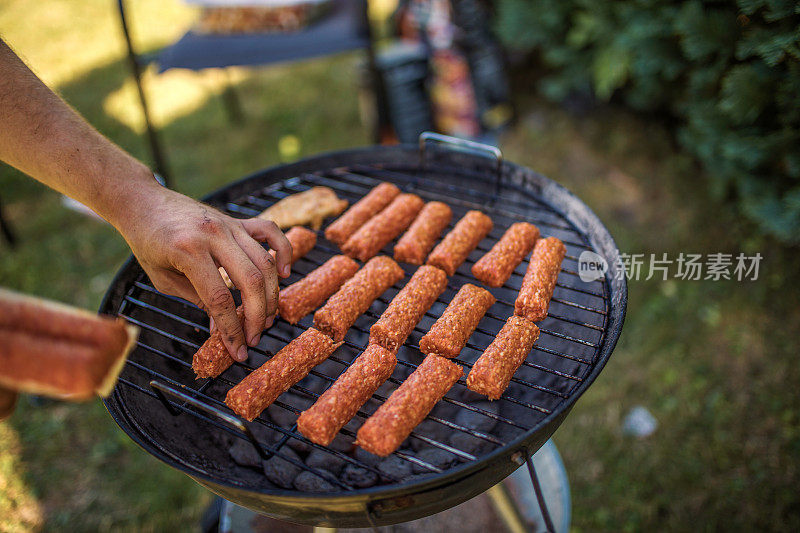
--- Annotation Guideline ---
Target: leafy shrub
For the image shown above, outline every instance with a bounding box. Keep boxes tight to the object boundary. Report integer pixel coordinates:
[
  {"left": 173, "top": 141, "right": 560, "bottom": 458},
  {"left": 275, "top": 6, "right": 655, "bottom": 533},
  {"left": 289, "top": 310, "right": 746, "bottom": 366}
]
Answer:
[{"left": 496, "top": 0, "right": 800, "bottom": 242}]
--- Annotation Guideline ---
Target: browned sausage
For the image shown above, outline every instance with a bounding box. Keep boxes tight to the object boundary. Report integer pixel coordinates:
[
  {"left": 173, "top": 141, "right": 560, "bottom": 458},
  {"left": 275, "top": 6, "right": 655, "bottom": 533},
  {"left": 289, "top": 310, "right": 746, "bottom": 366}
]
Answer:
[
  {"left": 466, "top": 316, "right": 540, "bottom": 400},
  {"left": 324, "top": 182, "right": 401, "bottom": 245},
  {"left": 313, "top": 256, "right": 404, "bottom": 342},
  {"left": 393, "top": 201, "right": 452, "bottom": 265},
  {"left": 369, "top": 265, "right": 447, "bottom": 353},
  {"left": 471, "top": 222, "right": 539, "bottom": 287},
  {"left": 514, "top": 237, "right": 566, "bottom": 322},
  {"left": 297, "top": 344, "right": 396, "bottom": 446},
  {"left": 225, "top": 328, "right": 342, "bottom": 421},
  {"left": 278, "top": 255, "right": 360, "bottom": 324},
  {"left": 355, "top": 354, "right": 463, "bottom": 456},
  {"left": 418, "top": 284, "right": 495, "bottom": 358}
]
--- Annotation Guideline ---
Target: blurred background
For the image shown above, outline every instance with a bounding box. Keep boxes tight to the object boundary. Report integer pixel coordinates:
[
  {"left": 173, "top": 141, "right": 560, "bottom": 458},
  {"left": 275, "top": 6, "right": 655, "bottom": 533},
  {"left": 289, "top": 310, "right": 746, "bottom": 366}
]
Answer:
[{"left": 1, "top": 0, "right": 799, "bottom": 530}]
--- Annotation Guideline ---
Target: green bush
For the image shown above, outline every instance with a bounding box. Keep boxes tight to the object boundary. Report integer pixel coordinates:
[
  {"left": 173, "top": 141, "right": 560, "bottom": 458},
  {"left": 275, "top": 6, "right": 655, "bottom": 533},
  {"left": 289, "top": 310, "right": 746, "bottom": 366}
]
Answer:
[{"left": 496, "top": 0, "right": 800, "bottom": 243}]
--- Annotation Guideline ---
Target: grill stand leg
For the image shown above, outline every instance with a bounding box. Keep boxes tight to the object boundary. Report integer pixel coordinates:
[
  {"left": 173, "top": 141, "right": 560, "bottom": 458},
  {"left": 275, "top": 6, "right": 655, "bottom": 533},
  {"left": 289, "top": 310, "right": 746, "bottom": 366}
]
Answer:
[{"left": 526, "top": 451, "right": 557, "bottom": 533}]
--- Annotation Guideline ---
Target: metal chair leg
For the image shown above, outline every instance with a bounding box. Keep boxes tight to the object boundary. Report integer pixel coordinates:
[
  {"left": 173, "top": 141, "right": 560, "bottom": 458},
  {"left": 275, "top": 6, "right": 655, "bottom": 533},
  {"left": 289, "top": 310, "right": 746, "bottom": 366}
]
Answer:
[
  {"left": 220, "top": 70, "right": 244, "bottom": 124},
  {"left": 117, "top": 0, "right": 171, "bottom": 187}
]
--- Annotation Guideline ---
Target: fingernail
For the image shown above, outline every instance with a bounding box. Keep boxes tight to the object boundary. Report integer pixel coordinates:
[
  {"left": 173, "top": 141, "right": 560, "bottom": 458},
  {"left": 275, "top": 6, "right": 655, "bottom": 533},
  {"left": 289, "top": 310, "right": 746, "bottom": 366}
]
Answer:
[
  {"left": 283, "top": 265, "right": 291, "bottom": 277},
  {"left": 265, "top": 316, "right": 274, "bottom": 329},
  {"left": 209, "top": 317, "right": 215, "bottom": 332},
  {"left": 237, "top": 345, "right": 248, "bottom": 362},
  {"left": 249, "top": 333, "right": 261, "bottom": 347}
]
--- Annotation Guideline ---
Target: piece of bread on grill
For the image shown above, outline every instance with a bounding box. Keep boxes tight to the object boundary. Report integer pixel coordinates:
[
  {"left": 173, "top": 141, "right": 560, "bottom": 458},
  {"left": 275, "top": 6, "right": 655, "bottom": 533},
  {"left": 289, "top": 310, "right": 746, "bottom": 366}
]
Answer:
[
  {"left": 257, "top": 186, "right": 348, "bottom": 230},
  {"left": 0, "top": 288, "right": 138, "bottom": 400}
]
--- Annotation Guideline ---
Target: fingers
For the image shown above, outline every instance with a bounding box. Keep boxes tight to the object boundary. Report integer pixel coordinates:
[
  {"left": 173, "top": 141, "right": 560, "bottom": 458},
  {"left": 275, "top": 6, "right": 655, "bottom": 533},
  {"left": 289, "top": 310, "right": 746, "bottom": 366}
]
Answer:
[
  {"left": 233, "top": 228, "right": 279, "bottom": 326},
  {"left": 241, "top": 218, "right": 292, "bottom": 278},
  {"left": 212, "top": 240, "right": 269, "bottom": 350},
  {"left": 180, "top": 254, "right": 249, "bottom": 362},
  {"left": 0, "top": 386, "right": 18, "bottom": 422}
]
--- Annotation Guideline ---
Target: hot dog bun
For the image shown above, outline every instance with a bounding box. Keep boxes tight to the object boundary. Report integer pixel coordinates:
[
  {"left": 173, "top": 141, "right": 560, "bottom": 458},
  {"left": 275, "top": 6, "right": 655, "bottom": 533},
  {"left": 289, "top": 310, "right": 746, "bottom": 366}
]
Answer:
[{"left": 0, "top": 288, "right": 138, "bottom": 400}]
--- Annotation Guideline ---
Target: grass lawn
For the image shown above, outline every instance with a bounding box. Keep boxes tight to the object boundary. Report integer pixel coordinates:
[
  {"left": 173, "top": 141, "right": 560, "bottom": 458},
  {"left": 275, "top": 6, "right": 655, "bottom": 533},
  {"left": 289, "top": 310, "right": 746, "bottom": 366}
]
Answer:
[{"left": 1, "top": 0, "right": 799, "bottom": 531}]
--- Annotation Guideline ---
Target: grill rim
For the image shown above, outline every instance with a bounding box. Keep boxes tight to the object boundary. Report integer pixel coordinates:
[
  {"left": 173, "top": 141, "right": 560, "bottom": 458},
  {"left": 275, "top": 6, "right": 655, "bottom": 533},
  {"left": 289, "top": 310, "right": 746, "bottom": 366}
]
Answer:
[{"left": 101, "top": 144, "right": 627, "bottom": 506}]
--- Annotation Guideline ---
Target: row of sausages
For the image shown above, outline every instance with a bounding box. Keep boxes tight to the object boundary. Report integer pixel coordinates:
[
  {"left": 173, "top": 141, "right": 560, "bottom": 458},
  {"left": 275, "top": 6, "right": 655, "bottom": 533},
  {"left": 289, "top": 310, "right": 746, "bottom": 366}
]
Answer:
[{"left": 192, "top": 181, "right": 567, "bottom": 457}]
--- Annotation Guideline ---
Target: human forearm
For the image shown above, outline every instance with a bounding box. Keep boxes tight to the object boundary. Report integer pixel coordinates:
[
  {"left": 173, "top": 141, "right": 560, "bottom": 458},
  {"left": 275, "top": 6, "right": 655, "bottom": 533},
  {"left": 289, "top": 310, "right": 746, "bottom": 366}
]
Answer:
[{"left": 0, "top": 38, "right": 158, "bottom": 229}]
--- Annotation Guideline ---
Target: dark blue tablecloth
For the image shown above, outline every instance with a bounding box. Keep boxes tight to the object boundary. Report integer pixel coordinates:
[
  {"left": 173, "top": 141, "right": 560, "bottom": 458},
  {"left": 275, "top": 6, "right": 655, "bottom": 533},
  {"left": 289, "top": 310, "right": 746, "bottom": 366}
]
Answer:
[{"left": 157, "top": 0, "right": 368, "bottom": 72}]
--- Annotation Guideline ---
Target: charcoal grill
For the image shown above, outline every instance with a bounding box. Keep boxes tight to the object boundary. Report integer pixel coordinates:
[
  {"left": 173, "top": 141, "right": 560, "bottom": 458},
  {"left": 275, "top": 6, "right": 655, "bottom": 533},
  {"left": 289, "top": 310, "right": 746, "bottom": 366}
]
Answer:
[{"left": 101, "top": 134, "right": 626, "bottom": 528}]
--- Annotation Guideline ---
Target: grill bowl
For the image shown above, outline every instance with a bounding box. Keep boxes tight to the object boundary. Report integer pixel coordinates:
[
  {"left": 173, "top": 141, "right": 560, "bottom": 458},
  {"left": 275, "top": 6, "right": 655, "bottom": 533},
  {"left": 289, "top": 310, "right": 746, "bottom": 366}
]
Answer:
[{"left": 101, "top": 144, "right": 626, "bottom": 527}]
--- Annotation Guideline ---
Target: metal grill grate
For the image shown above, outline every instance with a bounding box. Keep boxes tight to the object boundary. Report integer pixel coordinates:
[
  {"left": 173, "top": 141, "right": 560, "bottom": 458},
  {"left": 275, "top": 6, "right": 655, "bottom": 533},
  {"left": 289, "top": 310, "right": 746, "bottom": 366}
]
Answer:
[{"left": 108, "top": 160, "right": 611, "bottom": 493}]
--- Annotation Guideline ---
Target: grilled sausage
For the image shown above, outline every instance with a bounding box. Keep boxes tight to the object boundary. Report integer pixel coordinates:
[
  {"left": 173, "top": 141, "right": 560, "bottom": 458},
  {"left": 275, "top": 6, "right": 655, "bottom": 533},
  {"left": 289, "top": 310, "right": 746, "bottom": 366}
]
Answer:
[
  {"left": 225, "top": 328, "right": 342, "bottom": 421},
  {"left": 514, "top": 237, "right": 566, "bottom": 322},
  {"left": 393, "top": 201, "right": 452, "bottom": 265},
  {"left": 466, "top": 316, "right": 540, "bottom": 400},
  {"left": 341, "top": 193, "right": 425, "bottom": 261},
  {"left": 278, "top": 255, "right": 360, "bottom": 324},
  {"left": 426, "top": 210, "right": 493, "bottom": 276},
  {"left": 471, "top": 222, "right": 539, "bottom": 287},
  {"left": 355, "top": 354, "right": 463, "bottom": 456},
  {"left": 324, "top": 182, "right": 401, "bottom": 245},
  {"left": 369, "top": 265, "right": 447, "bottom": 353},
  {"left": 313, "top": 256, "right": 404, "bottom": 342},
  {"left": 297, "top": 344, "right": 396, "bottom": 446},
  {"left": 418, "top": 283, "right": 495, "bottom": 358}
]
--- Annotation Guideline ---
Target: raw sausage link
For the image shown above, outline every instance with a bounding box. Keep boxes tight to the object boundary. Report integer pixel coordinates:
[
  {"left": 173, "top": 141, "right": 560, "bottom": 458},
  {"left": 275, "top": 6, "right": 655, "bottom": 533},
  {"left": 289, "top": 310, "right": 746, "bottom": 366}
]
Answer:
[
  {"left": 313, "top": 256, "right": 405, "bottom": 342},
  {"left": 393, "top": 201, "right": 452, "bottom": 265},
  {"left": 297, "top": 344, "right": 396, "bottom": 446},
  {"left": 280, "top": 226, "right": 318, "bottom": 263},
  {"left": 278, "top": 255, "right": 360, "bottom": 324},
  {"left": 471, "top": 222, "right": 539, "bottom": 287},
  {"left": 369, "top": 265, "right": 447, "bottom": 353},
  {"left": 514, "top": 237, "right": 566, "bottom": 322},
  {"left": 418, "top": 284, "right": 495, "bottom": 358},
  {"left": 341, "top": 193, "right": 425, "bottom": 261},
  {"left": 192, "top": 306, "right": 245, "bottom": 379},
  {"left": 225, "top": 328, "right": 342, "bottom": 421},
  {"left": 426, "top": 210, "right": 493, "bottom": 276},
  {"left": 324, "top": 182, "right": 401, "bottom": 245},
  {"left": 466, "top": 316, "right": 540, "bottom": 400},
  {"left": 355, "top": 354, "right": 463, "bottom": 457}
]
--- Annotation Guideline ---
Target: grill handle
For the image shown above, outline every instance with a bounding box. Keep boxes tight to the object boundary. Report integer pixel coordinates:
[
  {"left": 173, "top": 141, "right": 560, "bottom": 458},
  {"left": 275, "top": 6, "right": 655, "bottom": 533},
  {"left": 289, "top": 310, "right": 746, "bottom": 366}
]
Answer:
[
  {"left": 418, "top": 132, "right": 503, "bottom": 194},
  {"left": 149, "top": 380, "right": 270, "bottom": 460}
]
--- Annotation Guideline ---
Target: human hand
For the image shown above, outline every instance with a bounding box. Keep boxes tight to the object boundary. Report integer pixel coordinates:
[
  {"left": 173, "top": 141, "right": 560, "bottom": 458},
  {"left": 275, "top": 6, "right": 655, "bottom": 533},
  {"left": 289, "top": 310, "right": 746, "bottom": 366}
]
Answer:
[{"left": 115, "top": 185, "right": 292, "bottom": 361}]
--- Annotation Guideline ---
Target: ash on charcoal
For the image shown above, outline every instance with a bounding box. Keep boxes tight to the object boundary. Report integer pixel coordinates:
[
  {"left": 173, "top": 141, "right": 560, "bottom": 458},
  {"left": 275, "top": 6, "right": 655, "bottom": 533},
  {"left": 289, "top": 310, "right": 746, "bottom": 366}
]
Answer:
[
  {"left": 354, "top": 446, "right": 381, "bottom": 467},
  {"left": 306, "top": 448, "right": 347, "bottom": 474},
  {"left": 293, "top": 470, "right": 336, "bottom": 493},
  {"left": 454, "top": 401, "right": 499, "bottom": 433},
  {"left": 262, "top": 447, "right": 302, "bottom": 489},
  {"left": 341, "top": 463, "right": 379, "bottom": 488},
  {"left": 228, "top": 424, "right": 277, "bottom": 469},
  {"left": 449, "top": 432, "right": 490, "bottom": 456},
  {"left": 378, "top": 455, "right": 413, "bottom": 481},
  {"left": 287, "top": 437, "right": 312, "bottom": 455},
  {"left": 411, "top": 448, "right": 456, "bottom": 474},
  {"left": 409, "top": 419, "right": 450, "bottom": 452}
]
